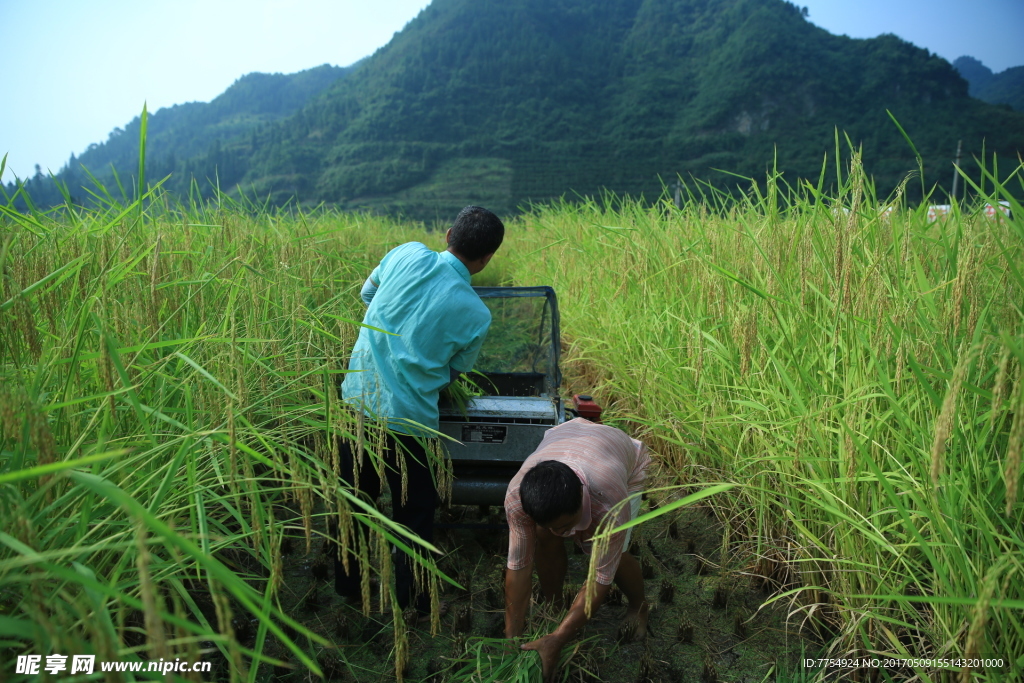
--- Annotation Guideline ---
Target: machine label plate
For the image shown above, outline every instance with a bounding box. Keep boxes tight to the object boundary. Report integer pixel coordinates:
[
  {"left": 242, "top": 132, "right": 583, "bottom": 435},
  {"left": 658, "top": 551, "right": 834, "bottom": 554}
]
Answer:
[{"left": 462, "top": 425, "right": 507, "bottom": 444}]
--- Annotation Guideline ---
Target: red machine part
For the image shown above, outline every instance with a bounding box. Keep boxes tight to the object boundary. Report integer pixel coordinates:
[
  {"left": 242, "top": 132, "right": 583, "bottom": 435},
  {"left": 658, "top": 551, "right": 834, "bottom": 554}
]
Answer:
[{"left": 572, "top": 394, "right": 603, "bottom": 423}]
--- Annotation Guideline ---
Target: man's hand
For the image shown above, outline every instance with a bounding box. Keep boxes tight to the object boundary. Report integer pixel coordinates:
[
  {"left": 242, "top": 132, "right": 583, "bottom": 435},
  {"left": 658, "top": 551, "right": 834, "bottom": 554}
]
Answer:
[
  {"left": 521, "top": 633, "right": 566, "bottom": 683},
  {"left": 518, "top": 582, "right": 612, "bottom": 682}
]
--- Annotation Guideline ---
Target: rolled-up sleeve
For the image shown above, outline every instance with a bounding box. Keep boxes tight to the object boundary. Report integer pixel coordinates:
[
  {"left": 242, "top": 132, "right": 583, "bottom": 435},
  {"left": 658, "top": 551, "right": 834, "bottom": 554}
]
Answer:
[
  {"left": 505, "top": 499, "right": 536, "bottom": 571},
  {"left": 627, "top": 437, "right": 650, "bottom": 492},
  {"left": 359, "top": 266, "right": 382, "bottom": 305}
]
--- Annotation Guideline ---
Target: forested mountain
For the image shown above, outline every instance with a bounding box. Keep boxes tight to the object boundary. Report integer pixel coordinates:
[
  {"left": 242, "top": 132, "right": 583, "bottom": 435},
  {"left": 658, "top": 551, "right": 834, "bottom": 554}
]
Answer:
[
  {"left": 10, "top": 0, "right": 1024, "bottom": 218},
  {"left": 954, "top": 56, "right": 1024, "bottom": 113},
  {"left": 7, "top": 63, "right": 350, "bottom": 207}
]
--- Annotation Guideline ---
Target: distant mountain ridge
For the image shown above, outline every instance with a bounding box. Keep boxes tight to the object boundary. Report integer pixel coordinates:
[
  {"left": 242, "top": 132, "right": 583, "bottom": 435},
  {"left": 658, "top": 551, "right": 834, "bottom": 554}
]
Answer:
[
  {"left": 9, "top": 0, "right": 1024, "bottom": 218},
  {"left": 236, "top": 0, "right": 1024, "bottom": 216},
  {"left": 8, "top": 63, "right": 350, "bottom": 206},
  {"left": 953, "top": 56, "right": 1024, "bottom": 112}
]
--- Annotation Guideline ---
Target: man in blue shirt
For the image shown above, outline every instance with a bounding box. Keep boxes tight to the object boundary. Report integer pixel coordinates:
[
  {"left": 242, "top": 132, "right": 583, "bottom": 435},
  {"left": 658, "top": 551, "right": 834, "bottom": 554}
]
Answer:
[{"left": 334, "top": 206, "right": 504, "bottom": 617}]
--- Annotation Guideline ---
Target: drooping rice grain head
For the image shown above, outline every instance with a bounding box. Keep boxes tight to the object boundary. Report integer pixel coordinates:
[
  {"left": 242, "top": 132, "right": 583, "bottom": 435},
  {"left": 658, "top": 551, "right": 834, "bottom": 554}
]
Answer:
[
  {"left": 585, "top": 519, "right": 614, "bottom": 616},
  {"left": 356, "top": 532, "right": 372, "bottom": 617},
  {"left": 135, "top": 521, "right": 167, "bottom": 662},
  {"left": 962, "top": 562, "right": 1002, "bottom": 682},
  {"left": 392, "top": 600, "right": 409, "bottom": 682},
  {"left": 429, "top": 570, "right": 442, "bottom": 636},
  {"left": 965, "top": 241, "right": 981, "bottom": 336},
  {"left": 991, "top": 346, "right": 1012, "bottom": 430},
  {"left": 931, "top": 346, "right": 971, "bottom": 486},
  {"left": 228, "top": 406, "right": 239, "bottom": 496},
  {"left": 355, "top": 410, "right": 366, "bottom": 480},
  {"left": 398, "top": 440, "right": 410, "bottom": 506},
  {"left": 149, "top": 232, "right": 161, "bottom": 328},
  {"left": 895, "top": 338, "right": 907, "bottom": 386},
  {"left": 377, "top": 530, "right": 392, "bottom": 613},
  {"left": 299, "top": 481, "right": 314, "bottom": 554},
  {"left": 210, "top": 580, "right": 245, "bottom": 679},
  {"left": 244, "top": 455, "right": 262, "bottom": 551},
  {"left": 429, "top": 436, "right": 454, "bottom": 504},
  {"left": 1004, "top": 369, "right": 1023, "bottom": 515},
  {"left": 741, "top": 304, "right": 758, "bottom": 378},
  {"left": 268, "top": 509, "right": 283, "bottom": 595},
  {"left": 949, "top": 237, "right": 970, "bottom": 338}
]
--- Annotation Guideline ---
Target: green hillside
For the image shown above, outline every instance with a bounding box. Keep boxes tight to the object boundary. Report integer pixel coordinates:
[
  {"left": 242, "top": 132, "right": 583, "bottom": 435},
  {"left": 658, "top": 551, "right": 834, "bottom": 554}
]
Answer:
[
  {"left": 10, "top": 0, "right": 1024, "bottom": 218},
  {"left": 954, "top": 55, "right": 1024, "bottom": 112},
  {"left": 7, "top": 63, "right": 349, "bottom": 207},
  {"left": 235, "top": 0, "right": 1024, "bottom": 217}
]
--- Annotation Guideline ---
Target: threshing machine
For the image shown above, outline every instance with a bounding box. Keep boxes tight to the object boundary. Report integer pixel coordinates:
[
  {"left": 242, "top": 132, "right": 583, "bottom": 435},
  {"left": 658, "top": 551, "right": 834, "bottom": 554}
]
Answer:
[{"left": 438, "top": 286, "right": 601, "bottom": 506}]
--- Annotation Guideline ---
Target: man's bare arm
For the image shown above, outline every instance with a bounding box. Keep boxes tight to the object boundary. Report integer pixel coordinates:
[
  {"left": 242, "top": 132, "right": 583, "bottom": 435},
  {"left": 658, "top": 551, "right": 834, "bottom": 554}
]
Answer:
[
  {"left": 552, "top": 580, "right": 612, "bottom": 642},
  {"left": 504, "top": 565, "right": 532, "bottom": 638}
]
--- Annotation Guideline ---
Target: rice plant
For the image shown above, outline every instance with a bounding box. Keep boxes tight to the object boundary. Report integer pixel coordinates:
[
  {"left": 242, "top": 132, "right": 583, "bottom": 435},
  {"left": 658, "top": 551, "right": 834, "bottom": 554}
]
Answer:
[
  {"left": 0, "top": 134, "right": 456, "bottom": 681},
  {"left": 4, "top": 123, "right": 1023, "bottom": 682},
  {"left": 440, "top": 372, "right": 488, "bottom": 419},
  {"left": 499, "top": 152, "right": 1024, "bottom": 681},
  {"left": 443, "top": 632, "right": 598, "bottom": 683}
]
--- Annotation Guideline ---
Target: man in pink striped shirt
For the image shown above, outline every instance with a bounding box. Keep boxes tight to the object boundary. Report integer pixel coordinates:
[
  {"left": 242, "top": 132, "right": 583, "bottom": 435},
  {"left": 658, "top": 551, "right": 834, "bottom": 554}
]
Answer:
[{"left": 504, "top": 418, "right": 651, "bottom": 681}]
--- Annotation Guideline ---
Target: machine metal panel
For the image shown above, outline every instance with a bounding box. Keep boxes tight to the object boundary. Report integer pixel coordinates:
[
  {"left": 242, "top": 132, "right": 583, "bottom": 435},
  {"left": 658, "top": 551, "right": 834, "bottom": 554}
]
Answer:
[
  {"left": 438, "top": 396, "right": 558, "bottom": 422},
  {"left": 461, "top": 424, "right": 507, "bottom": 443},
  {"left": 439, "top": 421, "right": 553, "bottom": 462},
  {"left": 449, "top": 466, "right": 525, "bottom": 506}
]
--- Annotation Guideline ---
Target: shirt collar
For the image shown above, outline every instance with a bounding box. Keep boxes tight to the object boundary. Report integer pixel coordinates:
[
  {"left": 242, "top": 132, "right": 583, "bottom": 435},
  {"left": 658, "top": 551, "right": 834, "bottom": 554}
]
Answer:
[{"left": 439, "top": 249, "right": 471, "bottom": 284}]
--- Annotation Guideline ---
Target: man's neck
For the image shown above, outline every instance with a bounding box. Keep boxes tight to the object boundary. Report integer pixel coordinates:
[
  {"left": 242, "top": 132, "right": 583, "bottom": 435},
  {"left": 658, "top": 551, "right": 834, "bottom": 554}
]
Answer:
[{"left": 447, "top": 247, "right": 484, "bottom": 275}]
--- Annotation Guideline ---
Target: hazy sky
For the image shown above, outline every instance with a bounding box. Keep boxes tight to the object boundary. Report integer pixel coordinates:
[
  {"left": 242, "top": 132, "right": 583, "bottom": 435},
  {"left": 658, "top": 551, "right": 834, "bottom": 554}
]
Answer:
[{"left": 3, "top": 0, "right": 1022, "bottom": 183}]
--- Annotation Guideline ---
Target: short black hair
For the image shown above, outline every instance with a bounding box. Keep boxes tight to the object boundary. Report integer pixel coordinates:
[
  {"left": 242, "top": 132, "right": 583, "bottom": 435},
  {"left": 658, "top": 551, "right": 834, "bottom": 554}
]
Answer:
[
  {"left": 520, "top": 461, "right": 583, "bottom": 525},
  {"left": 448, "top": 206, "right": 504, "bottom": 261}
]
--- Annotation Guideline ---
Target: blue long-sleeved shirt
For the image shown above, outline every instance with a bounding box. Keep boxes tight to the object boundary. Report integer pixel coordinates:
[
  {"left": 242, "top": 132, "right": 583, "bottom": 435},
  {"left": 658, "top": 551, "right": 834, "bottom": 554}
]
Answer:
[{"left": 341, "top": 243, "right": 490, "bottom": 435}]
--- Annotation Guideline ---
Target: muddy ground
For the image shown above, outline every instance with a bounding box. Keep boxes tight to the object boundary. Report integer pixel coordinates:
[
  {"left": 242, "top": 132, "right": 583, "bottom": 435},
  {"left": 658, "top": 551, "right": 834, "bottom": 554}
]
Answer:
[{"left": 257, "top": 497, "right": 819, "bottom": 683}]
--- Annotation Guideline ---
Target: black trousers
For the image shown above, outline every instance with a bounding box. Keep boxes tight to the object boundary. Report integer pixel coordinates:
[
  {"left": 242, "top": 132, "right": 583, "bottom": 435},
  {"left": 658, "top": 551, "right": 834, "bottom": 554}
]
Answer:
[{"left": 331, "top": 431, "right": 437, "bottom": 613}]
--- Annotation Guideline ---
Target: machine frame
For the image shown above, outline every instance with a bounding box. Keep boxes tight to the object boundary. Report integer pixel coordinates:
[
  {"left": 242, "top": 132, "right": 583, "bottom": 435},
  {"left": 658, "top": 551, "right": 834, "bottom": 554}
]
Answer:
[{"left": 438, "top": 286, "right": 567, "bottom": 506}]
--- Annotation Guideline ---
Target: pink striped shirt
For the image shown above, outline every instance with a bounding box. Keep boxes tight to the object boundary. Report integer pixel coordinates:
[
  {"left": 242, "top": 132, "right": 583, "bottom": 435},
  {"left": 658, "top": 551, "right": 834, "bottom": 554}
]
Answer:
[{"left": 504, "top": 418, "right": 650, "bottom": 585}]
